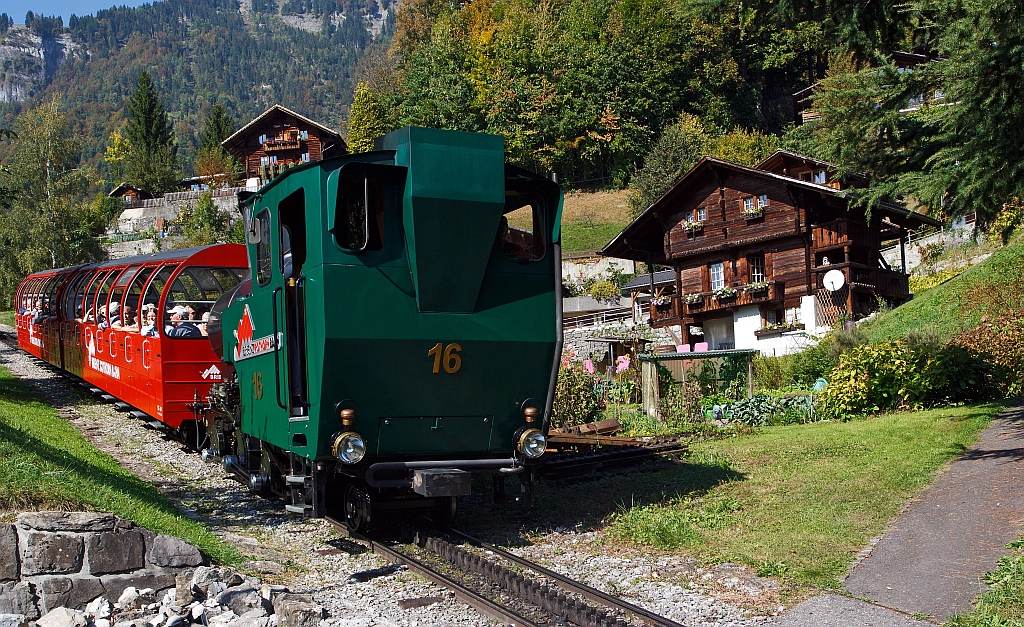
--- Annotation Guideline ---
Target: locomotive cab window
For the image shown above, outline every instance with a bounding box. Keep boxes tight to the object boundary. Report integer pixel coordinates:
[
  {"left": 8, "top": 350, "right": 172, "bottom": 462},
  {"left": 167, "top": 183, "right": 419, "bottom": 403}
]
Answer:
[
  {"left": 255, "top": 209, "right": 272, "bottom": 286},
  {"left": 334, "top": 174, "right": 384, "bottom": 252},
  {"left": 500, "top": 201, "right": 545, "bottom": 261}
]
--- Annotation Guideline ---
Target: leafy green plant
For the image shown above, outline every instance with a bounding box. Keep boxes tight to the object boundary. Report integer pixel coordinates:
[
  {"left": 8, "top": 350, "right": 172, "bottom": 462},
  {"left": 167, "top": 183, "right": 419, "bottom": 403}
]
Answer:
[
  {"left": 552, "top": 360, "right": 600, "bottom": 428},
  {"left": 817, "top": 339, "right": 1006, "bottom": 419},
  {"left": 588, "top": 280, "right": 621, "bottom": 302}
]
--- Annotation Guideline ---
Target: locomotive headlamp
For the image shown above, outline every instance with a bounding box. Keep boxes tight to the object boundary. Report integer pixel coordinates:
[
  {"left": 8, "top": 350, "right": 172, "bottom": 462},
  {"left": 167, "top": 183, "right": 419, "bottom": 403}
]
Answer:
[
  {"left": 517, "top": 428, "right": 547, "bottom": 459},
  {"left": 331, "top": 432, "right": 366, "bottom": 464}
]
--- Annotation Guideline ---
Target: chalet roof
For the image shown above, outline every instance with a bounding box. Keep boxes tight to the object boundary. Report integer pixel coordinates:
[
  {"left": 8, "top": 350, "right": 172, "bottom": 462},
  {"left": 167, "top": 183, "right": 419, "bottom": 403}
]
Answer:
[
  {"left": 221, "top": 104, "right": 346, "bottom": 156},
  {"left": 108, "top": 182, "right": 153, "bottom": 200},
  {"left": 601, "top": 156, "right": 940, "bottom": 262},
  {"left": 622, "top": 269, "right": 676, "bottom": 290},
  {"left": 755, "top": 149, "right": 836, "bottom": 172}
]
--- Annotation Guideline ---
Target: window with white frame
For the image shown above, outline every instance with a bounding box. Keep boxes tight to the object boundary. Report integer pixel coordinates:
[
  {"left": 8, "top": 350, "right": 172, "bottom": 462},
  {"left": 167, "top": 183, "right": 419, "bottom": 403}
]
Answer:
[
  {"left": 301, "top": 153, "right": 310, "bottom": 162},
  {"left": 300, "top": 130, "right": 309, "bottom": 140},
  {"left": 269, "top": 155, "right": 278, "bottom": 164},
  {"left": 743, "top": 197, "right": 756, "bottom": 211},
  {"left": 749, "top": 255, "right": 766, "bottom": 283},
  {"left": 758, "top": 194, "right": 769, "bottom": 208},
  {"left": 260, "top": 156, "right": 268, "bottom": 166},
  {"left": 785, "top": 306, "right": 802, "bottom": 324},
  {"left": 710, "top": 263, "right": 725, "bottom": 291},
  {"left": 696, "top": 207, "right": 707, "bottom": 221},
  {"left": 258, "top": 134, "right": 267, "bottom": 144},
  {"left": 813, "top": 170, "right": 826, "bottom": 184}
]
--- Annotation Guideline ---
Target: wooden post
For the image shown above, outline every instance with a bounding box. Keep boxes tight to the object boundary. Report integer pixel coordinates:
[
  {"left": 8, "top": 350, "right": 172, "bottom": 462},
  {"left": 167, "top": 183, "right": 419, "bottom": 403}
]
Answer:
[
  {"left": 899, "top": 233, "right": 907, "bottom": 274},
  {"left": 642, "top": 360, "right": 659, "bottom": 418},
  {"left": 747, "top": 356, "right": 754, "bottom": 399}
]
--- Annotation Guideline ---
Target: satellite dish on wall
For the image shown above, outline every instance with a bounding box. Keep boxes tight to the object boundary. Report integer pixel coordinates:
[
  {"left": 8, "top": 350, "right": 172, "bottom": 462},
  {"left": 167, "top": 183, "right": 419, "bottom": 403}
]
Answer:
[{"left": 823, "top": 269, "right": 846, "bottom": 292}]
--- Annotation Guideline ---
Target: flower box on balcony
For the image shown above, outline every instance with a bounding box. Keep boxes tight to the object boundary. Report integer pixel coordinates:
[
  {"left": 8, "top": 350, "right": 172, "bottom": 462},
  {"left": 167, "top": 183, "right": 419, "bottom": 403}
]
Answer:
[
  {"left": 754, "top": 322, "right": 805, "bottom": 338},
  {"left": 684, "top": 220, "right": 705, "bottom": 233},
  {"left": 713, "top": 286, "right": 737, "bottom": 301},
  {"left": 742, "top": 208, "right": 764, "bottom": 220},
  {"left": 743, "top": 281, "right": 770, "bottom": 297}
]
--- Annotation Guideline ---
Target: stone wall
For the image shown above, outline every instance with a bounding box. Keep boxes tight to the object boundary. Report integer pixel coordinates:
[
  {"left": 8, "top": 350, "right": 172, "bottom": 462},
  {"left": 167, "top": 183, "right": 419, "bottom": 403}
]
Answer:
[{"left": 0, "top": 513, "right": 204, "bottom": 620}]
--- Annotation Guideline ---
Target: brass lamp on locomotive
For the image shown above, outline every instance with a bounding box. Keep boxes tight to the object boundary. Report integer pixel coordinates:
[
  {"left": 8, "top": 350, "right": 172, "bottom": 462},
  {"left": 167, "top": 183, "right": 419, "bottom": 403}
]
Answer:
[{"left": 203, "top": 127, "right": 563, "bottom": 530}]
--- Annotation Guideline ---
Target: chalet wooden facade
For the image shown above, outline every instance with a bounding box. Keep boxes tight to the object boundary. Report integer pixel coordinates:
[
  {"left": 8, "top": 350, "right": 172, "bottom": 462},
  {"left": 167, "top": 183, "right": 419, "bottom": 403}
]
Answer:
[
  {"left": 221, "top": 105, "right": 347, "bottom": 184},
  {"left": 603, "top": 150, "right": 940, "bottom": 354}
]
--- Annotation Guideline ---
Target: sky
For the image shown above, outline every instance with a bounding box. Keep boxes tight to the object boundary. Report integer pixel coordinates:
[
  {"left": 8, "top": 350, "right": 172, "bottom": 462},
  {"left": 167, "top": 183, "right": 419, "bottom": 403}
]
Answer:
[{"left": 6, "top": 0, "right": 147, "bottom": 23}]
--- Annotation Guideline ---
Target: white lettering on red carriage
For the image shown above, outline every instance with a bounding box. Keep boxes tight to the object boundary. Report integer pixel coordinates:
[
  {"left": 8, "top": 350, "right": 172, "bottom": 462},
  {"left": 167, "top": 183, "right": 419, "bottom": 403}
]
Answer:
[
  {"left": 28, "top": 326, "right": 42, "bottom": 348},
  {"left": 202, "top": 364, "right": 222, "bottom": 380},
  {"left": 86, "top": 335, "right": 121, "bottom": 379},
  {"left": 232, "top": 304, "right": 277, "bottom": 362},
  {"left": 89, "top": 356, "right": 121, "bottom": 380}
]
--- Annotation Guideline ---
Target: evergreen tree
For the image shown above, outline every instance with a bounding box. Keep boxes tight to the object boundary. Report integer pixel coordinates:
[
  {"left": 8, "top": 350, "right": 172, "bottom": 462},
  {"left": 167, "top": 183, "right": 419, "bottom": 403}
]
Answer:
[
  {"left": 123, "top": 71, "right": 179, "bottom": 193},
  {"left": 199, "top": 103, "right": 235, "bottom": 152}
]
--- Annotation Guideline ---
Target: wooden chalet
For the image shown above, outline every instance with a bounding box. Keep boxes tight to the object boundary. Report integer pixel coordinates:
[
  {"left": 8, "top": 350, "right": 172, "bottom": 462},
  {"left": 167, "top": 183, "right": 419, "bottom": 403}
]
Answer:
[
  {"left": 108, "top": 183, "right": 154, "bottom": 204},
  {"left": 603, "top": 150, "right": 941, "bottom": 354},
  {"left": 221, "top": 105, "right": 347, "bottom": 184}
]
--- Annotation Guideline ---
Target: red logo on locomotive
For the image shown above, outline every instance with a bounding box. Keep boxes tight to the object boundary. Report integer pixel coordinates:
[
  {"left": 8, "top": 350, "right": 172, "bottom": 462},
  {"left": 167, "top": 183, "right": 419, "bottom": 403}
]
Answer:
[{"left": 233, "top": 304, "right": 277, "bottom": 361}]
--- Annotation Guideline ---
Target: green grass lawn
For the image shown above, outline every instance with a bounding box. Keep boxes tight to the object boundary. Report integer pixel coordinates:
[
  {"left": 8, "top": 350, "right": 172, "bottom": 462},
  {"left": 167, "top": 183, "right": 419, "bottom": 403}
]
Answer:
[
  {"left": 561, "top": 221, "right": 627, "bottom": 252},
  {"left": 606, "top": 403, "right": 1005, "bottom": 590},
  {"left": 0, "top": 311, "right": 13, "bottom": 327},
  {"left": 0, "top": 364, "right": 242, "bottom": 564},
  {"left": 864, "top": 234, "right": 1024, "bottom": 342}
]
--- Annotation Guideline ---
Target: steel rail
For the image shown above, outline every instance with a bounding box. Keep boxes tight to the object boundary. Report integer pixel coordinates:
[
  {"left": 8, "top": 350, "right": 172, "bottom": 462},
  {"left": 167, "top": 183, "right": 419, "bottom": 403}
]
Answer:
[
  {"left": 448, "top": 528, "right": 686, "bottom": 627},
  {"left": 324, "top": 517, "right": 539, "bottom": 627}
]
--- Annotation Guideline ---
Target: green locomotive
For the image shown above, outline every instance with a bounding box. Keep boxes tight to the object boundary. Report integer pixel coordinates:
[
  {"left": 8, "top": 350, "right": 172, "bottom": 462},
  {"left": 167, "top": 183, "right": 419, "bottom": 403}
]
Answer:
[{"left": 203, "top": 127, "right": 563, "bottom": 530}]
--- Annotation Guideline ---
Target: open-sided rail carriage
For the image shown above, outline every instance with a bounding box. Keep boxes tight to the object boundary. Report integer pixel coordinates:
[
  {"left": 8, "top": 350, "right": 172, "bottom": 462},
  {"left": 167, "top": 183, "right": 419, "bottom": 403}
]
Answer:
[
  {"left": 16, "top": 246, "right": 249, "bottom": 436},
  {"left": 15, "top": 127, "right": 563, "bottom": 531}
]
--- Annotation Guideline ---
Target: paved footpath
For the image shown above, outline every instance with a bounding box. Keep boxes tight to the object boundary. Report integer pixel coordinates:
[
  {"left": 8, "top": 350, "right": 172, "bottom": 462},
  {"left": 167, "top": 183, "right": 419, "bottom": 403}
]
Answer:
[{"left": 777, "top": 404, "right": 1024, "bottom": 626}]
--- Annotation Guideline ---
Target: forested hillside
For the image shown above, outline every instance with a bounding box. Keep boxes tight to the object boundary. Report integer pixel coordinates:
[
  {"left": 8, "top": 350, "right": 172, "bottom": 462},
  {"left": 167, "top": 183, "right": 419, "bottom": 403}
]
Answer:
[
  {"left": 0, "top": 0, "right": 390, "bottom": 172},
  {"left": 348, "top": 0, "right": 919, "bottom": 188}
]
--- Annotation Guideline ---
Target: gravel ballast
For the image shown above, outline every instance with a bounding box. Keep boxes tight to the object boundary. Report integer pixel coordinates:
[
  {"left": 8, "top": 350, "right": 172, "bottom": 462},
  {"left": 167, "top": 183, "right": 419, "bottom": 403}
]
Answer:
[{"left": 0, "top": 325, "right": 778, "bottom": 626}]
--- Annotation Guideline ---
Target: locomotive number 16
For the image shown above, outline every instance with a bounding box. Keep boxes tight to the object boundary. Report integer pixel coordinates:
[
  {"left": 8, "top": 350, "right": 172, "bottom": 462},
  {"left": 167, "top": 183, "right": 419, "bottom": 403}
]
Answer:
[{"left": 428, "top": 343, "right": 462, "bottom": 374}]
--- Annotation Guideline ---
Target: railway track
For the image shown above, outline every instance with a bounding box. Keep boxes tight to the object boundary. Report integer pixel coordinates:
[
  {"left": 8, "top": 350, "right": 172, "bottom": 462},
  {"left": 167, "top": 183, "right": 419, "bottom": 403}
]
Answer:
[
  {"left": 540, "top": 439, "right": 688, "bottom": 482},
  {"left": 328, "top": 517, "right": 687, "bottom": 627}
]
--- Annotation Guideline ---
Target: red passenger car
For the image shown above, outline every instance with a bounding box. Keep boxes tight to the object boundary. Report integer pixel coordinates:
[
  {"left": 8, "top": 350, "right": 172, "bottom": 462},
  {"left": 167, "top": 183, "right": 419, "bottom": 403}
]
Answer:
[{"left": 15, "top": 245, "right": 248, "bottom": 431}]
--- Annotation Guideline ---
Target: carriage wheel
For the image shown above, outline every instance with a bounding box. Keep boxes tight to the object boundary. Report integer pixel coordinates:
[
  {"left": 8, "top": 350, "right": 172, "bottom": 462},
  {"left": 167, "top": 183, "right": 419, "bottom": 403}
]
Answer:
[{"left": 344, "top": 484, "right": 372, "bottom": 533}]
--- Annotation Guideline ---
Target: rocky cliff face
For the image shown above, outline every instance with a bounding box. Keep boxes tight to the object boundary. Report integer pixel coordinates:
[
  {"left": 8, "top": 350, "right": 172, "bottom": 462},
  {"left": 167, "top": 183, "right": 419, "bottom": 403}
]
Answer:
[{"left": 0, "top": 26, "right": 73, "bottom": 104}]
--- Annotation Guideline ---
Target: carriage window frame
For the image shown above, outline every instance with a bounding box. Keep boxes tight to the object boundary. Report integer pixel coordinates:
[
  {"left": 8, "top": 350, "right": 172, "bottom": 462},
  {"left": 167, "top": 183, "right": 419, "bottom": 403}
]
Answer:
[
  {"left": 79, "top": 271, "right": 108, "bottom": 323},
  {"left": 63, "top": 272, "right": 92, "bottom": 319},
  {"left": 93, "top": 270, "right": 120, "bottom": 324},
  {"left": 255, "top": 209, "right": 273, "bottom": 286},
  {"left": 122, "top": 266, "right": 157, "bottom": 327}
]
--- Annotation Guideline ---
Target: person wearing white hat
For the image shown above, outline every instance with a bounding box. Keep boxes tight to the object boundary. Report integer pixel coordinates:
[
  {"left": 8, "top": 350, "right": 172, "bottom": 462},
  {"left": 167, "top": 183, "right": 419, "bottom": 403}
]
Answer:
[
  {"left": 165, "top": 304, "right": 202, "bottom": 338},
  {"left": 98, "top": 301, "right": 120, "bottom": 330}
]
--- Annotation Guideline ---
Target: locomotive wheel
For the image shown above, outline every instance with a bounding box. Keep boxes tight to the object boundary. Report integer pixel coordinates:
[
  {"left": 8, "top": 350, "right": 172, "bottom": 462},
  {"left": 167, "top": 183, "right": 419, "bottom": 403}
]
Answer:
[
  {"left": 431, "top": 496, "right": 457, "bottom": 529},
  {"left": 344, "top": 484, "right": 372, "bottom": 533}
]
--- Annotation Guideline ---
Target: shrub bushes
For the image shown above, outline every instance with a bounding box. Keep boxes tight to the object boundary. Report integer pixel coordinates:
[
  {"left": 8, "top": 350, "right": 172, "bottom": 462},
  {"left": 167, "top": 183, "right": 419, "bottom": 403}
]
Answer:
[
  {"left": 951, "top": 315, "right": 1024, "bottom": 397},
  {"left": 552, "top": 363, "right": 600, "bottom": 428},
  {"left": 588, "top": 280, "right": 621, "bottom": 302},
  {"left": 817, "top": 339, "right": 1004, "bottom": 418}
]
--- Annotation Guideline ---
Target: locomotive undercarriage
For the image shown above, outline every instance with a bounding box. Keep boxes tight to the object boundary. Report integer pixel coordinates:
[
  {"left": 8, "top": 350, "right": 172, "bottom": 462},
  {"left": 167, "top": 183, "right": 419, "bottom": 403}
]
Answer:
[{"left": 194, "top": 376, "right": 527, "bottom": 531}]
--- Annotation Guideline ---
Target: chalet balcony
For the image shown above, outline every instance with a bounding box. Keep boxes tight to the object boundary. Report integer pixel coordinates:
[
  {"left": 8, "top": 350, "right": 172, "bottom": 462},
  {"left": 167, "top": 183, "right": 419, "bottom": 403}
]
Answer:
[
  {"left": 648, "top": 280, "right": 786, "bottom": 326},
  {"left": 812, "top": 219, "right": 879, "bottom": 251},
  {"left": 813, "top": 263, "right": 909, "bottom": 299},
  {"left": 263, "top": 138, "right": 302, "bottom": 152}
]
